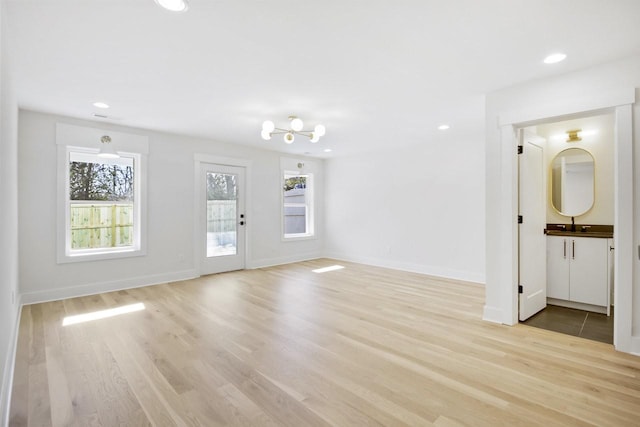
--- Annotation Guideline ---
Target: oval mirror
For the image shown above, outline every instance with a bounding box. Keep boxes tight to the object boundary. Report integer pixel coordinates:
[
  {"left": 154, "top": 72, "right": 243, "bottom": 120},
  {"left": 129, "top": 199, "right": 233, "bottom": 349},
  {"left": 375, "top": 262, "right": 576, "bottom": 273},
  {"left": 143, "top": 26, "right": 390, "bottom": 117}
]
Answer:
[{"left": 550, "top": 148, "right": 595, "bottom": 217}]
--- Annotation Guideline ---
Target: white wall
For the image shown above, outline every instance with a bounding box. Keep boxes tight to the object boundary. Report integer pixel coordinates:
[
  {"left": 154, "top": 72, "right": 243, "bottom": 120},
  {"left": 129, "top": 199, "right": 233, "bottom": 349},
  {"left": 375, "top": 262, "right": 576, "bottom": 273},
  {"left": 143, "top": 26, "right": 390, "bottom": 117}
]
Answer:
[
  {"left": 324, "top": 132, "right": 485, "bottom": 283},
  {"left": 18, "top": 110, "right": 324, "bottom": 303},
  {"left": 534, "top": 114, "right": 614, "bottom": 225},
  {"left": 485, "top": 54, "right": 640, "bottom": 353},
  {"left": 0, "top": 0, "right": 20, "bottom": 423}
]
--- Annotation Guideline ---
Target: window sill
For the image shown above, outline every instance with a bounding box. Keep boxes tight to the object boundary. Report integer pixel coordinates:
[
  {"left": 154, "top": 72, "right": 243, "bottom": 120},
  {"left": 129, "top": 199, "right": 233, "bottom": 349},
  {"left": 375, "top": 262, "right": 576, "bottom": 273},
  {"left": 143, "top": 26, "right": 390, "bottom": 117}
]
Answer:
[
  {"left": 282, "top": 234, "right": 316, "bottom": 242},
  {"left": 57, "top": 247, "right": 146, "bottom": 264}
]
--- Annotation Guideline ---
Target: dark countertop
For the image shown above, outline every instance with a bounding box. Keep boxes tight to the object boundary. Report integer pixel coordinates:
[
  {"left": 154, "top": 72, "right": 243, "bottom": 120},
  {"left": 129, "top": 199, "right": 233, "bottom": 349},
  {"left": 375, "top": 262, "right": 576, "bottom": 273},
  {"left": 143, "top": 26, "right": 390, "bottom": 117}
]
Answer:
[
  {"left": 545, "top": 223, "right": 613, "bottom": 239},
  {"left": 546, "top": 230, "right": 613, "bottom": 239}
]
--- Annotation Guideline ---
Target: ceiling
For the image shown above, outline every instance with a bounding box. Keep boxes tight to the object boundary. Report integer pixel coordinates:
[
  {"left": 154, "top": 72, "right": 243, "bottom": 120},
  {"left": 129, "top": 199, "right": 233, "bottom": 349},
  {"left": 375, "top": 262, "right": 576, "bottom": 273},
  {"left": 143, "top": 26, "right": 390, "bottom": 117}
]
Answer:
[{"left": 5, "top": 0, "right": 640, "bottom": 158}]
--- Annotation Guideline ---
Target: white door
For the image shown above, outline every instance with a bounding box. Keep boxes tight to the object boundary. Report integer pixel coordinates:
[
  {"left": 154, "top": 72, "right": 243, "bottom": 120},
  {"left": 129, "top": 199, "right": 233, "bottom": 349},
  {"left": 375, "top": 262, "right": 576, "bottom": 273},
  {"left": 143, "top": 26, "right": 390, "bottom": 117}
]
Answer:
[
  {"left": 199, "top": 163, "right": 246, "bottom": 275},
  {"left": 518, "top": 134, "right": 547, "bottom": 321}
]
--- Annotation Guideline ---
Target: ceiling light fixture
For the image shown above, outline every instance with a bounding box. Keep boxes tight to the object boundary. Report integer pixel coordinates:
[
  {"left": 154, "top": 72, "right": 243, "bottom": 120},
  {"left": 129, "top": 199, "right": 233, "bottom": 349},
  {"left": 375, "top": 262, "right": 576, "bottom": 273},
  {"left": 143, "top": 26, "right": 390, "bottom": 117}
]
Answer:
[
  {"left": 261, "top": 115, "right": 326, "bottom": 145},
  {"left": 97, "top": 135, "right": 120, "bottom": 159},
  {"left": 438, "top": 124, "right": 450, "bottom": 130},
  {"left": 543, "top": 53, "right": 567, "bottom": 64},
  {"left": 154, "top": 0, "right": 189, "bottom": 12},
  {"left": 92, "top": 102, "right": 109, "bottom": 109}
]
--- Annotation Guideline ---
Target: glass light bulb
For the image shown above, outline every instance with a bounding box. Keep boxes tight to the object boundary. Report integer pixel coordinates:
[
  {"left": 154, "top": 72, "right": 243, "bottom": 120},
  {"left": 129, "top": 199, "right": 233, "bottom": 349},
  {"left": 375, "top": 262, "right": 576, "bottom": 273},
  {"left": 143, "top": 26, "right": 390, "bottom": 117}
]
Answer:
[
  {"left": 284, "top": 132, "right": 294, "bottom": 144},
  {"left": 314, "top": 124, "right": 326, "bottom": 136},
  {"left": 310, "top": 133, "right": 320, "bottom": 143},
  {"left": 262, "top": 120, "right": 275, "bottom": 133},
  {"left": 291, "top": 118, "right": 304, "bottom": 132},
  {"left": 261, "top": 130, "right": 272, "bottom": 140}
]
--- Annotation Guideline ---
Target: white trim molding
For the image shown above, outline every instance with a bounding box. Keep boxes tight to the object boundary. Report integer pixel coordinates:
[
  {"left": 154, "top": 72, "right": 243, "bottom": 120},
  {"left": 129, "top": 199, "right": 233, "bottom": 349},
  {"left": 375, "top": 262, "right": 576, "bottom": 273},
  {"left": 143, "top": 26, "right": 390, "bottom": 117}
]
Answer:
[
  {"left": 21, "top": 270, "right": 198, "bottom": 306},
  {"left": 325, "top": 251, "right": 485, "bottom": 285}
]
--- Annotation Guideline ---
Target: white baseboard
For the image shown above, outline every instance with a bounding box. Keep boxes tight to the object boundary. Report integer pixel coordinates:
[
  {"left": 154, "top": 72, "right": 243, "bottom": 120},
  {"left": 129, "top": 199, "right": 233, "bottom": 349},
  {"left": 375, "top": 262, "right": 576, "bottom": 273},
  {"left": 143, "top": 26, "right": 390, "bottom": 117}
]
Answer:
[
  {"left": 1, "top": 294, "right": 22, "bottom": 427},
  {"left": 547, "top": 298, "right": 608, "bottom": 315},
  {"left": 248, "top": 253, "right": 322, "bottom": 270},
  {"left": 21, "top": 269, "right": 198, "bottom": 305},
  {"left": 631, "top": 336, "right": 640, "bottom": 356},
  {"left": 324, "top": 251, "right": 485, "bottom": 285}
]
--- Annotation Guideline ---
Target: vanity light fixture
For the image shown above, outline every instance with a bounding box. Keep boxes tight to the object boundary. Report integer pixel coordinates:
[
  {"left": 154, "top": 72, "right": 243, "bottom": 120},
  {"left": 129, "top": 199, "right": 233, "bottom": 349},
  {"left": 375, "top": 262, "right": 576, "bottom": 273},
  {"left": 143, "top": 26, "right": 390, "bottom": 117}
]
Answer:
[
  {"left": 97, "top": 135, "right": 120, "bottom": 159},
  {"left": 154, "top": 0, "right": 189, "bottom": 12},
  {"left": 566, "top": 129, "right": 582, "bottom": 142},
  {"left": 438, "top": 124, "right": 450, "bottom": 130},
  {"left": 261, "top": 115, "right": 326, "bottom": 145},
  {"left": 92, "top": 102, "right": 109, "bottom": 109},
  {"left": 323, "top": 148, "right": 332, "bottom": 153},
  {"left": 544, "top": 53, "right": 567, "bottom": 64}
]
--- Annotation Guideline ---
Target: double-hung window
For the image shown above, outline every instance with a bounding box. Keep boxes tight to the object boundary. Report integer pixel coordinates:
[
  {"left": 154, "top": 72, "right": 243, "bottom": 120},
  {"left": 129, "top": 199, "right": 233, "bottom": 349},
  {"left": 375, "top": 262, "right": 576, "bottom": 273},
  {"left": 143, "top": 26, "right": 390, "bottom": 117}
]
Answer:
[
  {"left": 57, "top": 124, "right": 147, "bottom": 263},
  {"left": 283, "top": 172, "right": 314, "bottom": 239}
]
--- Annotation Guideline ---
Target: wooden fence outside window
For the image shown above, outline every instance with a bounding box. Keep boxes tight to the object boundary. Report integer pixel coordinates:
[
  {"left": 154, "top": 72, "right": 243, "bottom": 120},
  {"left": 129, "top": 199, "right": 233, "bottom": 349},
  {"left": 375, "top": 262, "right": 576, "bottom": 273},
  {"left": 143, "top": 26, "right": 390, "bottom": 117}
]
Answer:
[{"left": 70, "top": 202, "right": 134, "bottom": 249}]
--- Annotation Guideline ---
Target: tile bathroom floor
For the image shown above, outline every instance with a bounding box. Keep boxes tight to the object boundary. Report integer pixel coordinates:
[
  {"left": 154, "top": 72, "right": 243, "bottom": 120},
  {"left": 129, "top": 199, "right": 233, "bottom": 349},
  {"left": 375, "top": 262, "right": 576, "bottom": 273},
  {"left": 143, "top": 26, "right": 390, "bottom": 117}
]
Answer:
[{"left": 522, "top": 304, "right": 613, "bottom": 344}]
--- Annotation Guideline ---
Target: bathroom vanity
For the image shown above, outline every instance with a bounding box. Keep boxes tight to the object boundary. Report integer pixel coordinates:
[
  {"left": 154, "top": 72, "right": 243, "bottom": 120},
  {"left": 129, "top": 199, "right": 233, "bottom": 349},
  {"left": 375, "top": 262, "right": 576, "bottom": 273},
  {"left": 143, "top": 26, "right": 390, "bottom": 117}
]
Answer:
[{"left": 546, "top": 226, "right": 613, "bottom": 315}]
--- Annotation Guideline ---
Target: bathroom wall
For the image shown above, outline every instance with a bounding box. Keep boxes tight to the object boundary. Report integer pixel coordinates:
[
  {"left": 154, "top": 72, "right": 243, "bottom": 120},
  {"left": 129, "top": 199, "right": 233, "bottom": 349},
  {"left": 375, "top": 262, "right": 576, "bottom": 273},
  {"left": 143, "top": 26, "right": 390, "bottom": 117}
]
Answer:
[{"left": 534, "top": 113, "right": 615, "bottom": 225}]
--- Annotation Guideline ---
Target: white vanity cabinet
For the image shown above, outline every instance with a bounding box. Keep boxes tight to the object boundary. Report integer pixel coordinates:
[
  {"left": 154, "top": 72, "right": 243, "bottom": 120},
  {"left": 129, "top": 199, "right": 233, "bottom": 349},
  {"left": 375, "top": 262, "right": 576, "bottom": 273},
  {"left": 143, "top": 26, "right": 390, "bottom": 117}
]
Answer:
[{"left": 547, "top": 235, "right": 611, "bottom": 313}]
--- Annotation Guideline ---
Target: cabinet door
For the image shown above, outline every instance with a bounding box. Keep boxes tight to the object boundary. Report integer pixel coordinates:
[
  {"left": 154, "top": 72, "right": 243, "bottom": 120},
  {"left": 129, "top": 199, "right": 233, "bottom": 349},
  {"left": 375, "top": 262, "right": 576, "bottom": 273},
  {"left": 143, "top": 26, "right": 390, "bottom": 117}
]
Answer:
[
  {"left": 547, "top": 236, "right": 570, "bottom": 300},
  {"left": 569, "top": 237, "right": 608, "bottom": 306}
]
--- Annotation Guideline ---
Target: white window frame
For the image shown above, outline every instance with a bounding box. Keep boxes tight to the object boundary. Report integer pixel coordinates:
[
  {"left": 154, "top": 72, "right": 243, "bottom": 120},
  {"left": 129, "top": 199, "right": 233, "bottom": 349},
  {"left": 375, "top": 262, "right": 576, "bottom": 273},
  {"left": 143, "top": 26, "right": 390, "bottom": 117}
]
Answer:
[
  {"left": 282, "top": 170, "right": 314, "bottom": 240},
  {"left": 56, "top": 123, "right": 148, "bottom": 263}
]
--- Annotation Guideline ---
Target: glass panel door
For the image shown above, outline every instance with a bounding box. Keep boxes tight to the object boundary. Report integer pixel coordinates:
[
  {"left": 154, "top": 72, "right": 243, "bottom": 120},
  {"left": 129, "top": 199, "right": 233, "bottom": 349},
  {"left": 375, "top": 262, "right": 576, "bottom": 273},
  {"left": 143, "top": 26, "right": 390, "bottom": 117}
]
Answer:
[{"left": 200, "top": 163, "right": 245, "bottom": 274}]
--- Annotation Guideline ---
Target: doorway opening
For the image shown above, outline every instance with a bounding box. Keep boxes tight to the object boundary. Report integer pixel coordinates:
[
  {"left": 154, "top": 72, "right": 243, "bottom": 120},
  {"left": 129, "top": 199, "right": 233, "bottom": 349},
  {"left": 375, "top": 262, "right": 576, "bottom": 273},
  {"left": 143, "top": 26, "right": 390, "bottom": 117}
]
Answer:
[{"left": 517, "top": 112, "right": 615, "bottom": 345}]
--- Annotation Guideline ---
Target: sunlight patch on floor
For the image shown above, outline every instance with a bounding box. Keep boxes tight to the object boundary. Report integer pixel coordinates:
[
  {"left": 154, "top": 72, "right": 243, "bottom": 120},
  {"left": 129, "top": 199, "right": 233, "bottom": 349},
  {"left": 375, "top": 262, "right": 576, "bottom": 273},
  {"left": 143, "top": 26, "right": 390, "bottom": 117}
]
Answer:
[
  {"left": 312, "top": 265, "right": 345, "bottom": 274},
  {"left": 62, "top": 302, "right": 145, "bottom": 326}
]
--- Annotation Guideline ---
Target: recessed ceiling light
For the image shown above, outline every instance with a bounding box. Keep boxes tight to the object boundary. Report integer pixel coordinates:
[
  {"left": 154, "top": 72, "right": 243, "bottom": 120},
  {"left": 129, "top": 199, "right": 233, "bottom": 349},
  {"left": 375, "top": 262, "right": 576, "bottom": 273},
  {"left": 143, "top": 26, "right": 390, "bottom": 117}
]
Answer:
[
  {"left": 92, "top": 102, "right": 109, "bottom": 109},
  {"left": 438, "top": 124, "right": 450, "bottom": 130},
  {"left": 154, "top": 0, "right": 189, "bottom": 12},
  {"left": 543, "top": 53, "right": 567, "bottom": 64},
  {"left": 324, "top": 148, "right": 332, "bottom": 153}
]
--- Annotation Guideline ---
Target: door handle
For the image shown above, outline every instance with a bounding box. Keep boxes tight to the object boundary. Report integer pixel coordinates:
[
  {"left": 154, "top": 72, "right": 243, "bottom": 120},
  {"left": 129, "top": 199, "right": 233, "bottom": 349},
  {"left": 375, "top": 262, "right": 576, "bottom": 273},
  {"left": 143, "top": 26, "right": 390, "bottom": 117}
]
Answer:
[
  {"left": 572, "top": 240, "right": 575, "bottom": 259},
  {"left": 563, "top": 239, "right": 566, "bottom": 259}
]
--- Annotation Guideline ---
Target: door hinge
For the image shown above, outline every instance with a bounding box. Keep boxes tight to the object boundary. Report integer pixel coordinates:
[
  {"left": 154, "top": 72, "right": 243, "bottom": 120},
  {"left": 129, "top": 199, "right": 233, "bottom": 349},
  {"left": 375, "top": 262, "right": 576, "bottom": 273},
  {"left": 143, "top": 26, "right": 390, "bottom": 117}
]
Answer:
[
  {"left": 517, "top": 145, "right": 523, "bottom": 154},
  {"left": 518, "top": 285, "right": 523, "bottom": 294},
  {"left": 518, "top": 215, "right": 523, "bottom": 224}
]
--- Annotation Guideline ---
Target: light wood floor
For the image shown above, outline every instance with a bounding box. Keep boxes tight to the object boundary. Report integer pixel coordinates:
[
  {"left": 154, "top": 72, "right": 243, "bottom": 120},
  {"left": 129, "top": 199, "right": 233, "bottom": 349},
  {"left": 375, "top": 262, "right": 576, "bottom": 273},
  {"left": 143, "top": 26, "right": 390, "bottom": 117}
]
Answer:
[{"left": 9, "top": 259, "right": 640, "bottom": 426}]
